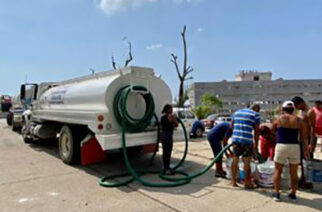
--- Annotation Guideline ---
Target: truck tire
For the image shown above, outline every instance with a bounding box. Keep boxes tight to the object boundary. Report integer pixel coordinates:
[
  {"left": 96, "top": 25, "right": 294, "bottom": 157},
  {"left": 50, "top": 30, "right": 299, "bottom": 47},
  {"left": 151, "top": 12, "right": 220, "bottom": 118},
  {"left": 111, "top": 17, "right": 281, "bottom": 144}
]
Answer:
[
  {"left": 12, "top": 122, "right": 18, "bottom": 132},
  {"left": 6, "top": 113, "right": 13, "bottom": 126},
  {"left": 12, "top": 120, "right": 21, "bottom": 132},
  {"left": 195, "top": 127, "right": 204, "bottom": 138},
  {"left": 58, "top": 125, "right": 82, "bottom": 165},
  {"left": 21, "top": 119, "right": 34, "bottom": 144}
]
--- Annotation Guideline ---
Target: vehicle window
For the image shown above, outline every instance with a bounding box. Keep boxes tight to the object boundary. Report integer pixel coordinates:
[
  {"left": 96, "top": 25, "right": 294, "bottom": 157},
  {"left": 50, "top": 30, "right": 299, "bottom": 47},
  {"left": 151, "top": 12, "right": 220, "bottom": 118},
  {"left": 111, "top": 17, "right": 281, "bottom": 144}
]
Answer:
[
  {"left": 185, "top": 111, "right": 195, "bottom": 119},
  {"left": 178, "top": 111, "right": 185, "bottom": 119}
]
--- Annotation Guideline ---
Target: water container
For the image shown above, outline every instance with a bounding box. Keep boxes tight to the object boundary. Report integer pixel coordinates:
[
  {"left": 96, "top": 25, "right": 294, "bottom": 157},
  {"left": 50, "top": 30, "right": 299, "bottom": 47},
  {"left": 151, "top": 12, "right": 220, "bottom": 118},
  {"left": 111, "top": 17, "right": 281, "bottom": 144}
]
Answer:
[
  {"left": 239, "top": 161, "right": 257, "bottom": 183},
  {"left": 226, "top": 157, "right": 233, "bottom": 180},
  {"left": 257, "top": 159, "right": 274, "bottom": 187},
  {"left": 306, "top": 160, "right": 322, "bottom": 184}
]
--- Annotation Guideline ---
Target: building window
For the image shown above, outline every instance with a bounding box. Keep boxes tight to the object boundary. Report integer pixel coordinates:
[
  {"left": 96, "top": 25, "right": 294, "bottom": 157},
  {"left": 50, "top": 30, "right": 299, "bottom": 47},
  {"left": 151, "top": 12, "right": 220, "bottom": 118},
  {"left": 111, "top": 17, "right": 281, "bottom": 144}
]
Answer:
[{"left": 254, "top": 76, "right": 260, "bottom": 81}]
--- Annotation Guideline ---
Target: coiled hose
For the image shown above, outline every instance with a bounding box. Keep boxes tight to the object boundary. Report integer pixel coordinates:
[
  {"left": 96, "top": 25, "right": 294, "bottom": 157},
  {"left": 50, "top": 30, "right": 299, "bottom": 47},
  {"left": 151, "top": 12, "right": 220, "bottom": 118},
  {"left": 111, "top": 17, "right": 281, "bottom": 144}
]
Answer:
[{"left": 99, "top": 85, "right": 233, "bottom": 187}]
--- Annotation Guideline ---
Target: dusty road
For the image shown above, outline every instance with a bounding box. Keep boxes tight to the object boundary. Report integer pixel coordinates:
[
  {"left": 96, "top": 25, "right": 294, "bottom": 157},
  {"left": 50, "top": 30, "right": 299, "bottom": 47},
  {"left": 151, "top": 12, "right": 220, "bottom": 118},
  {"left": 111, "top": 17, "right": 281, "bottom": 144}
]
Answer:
[{"left": 0, "top": 119, "right": 321, "bottom": 212}]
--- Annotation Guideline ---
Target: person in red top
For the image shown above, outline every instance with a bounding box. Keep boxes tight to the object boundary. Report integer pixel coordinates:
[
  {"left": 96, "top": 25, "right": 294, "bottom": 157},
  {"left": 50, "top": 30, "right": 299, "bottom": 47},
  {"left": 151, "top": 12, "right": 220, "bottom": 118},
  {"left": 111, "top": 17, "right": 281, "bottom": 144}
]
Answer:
[
  {"left": 259, "top": 124, "right": 276, "bottom": 160},
  {"left": 308, "top": 100, "right": 322, "bottom": 159}
]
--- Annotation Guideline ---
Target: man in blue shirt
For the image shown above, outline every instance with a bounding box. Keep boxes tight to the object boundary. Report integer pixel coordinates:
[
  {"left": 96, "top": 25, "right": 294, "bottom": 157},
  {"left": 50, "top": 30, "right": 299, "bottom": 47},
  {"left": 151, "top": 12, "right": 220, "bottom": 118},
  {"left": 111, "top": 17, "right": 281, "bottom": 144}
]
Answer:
[
  {"left": 231, "top": 104, "right": 261, "bottom": 189},
  {"left": 207, "top": 122, "right": 232, "bottom": 178}
]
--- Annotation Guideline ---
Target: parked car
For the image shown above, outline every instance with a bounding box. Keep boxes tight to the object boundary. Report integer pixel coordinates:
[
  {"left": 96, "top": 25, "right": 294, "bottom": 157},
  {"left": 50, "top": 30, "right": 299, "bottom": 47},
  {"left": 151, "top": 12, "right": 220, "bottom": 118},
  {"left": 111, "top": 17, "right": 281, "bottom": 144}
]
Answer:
[
  {"left": 201, "top": 114, "right": 218, "bottom": 129},
  {"left": 0, "top": 95, "right": 12, "bottom": 112},
  {"left": 214, "top": 116, "right": 232, "bottom": 126},
  {"left": 173, "top": 108, "right": 205, "bottom": 138}
]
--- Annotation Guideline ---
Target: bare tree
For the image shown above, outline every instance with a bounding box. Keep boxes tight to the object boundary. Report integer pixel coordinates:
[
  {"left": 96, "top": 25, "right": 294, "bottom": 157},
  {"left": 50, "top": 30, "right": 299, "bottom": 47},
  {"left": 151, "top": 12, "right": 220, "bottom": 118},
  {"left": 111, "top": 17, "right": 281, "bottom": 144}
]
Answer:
[
  {"left": 124, "top": 42, "right": 133, "bottom": 67},
  {"left": 89, "top": 68, "right": 95, "bottom": 75},
  {"left": 171, "top": 25, "right": 194, "bottom": 107},
  {"left": 111, "top": 55, "right": 117, "bottom": 70},
  {"left": 111, "top": 41, "right": 133, "bottom": 69}
]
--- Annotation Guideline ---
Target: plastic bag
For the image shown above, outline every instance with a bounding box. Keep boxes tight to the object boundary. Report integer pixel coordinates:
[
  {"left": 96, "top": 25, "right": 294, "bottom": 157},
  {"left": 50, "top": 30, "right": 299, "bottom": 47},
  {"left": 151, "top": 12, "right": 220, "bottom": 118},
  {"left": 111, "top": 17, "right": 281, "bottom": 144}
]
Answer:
[{"left": 257, "top": 158, "right": 274, "bottom": 187}]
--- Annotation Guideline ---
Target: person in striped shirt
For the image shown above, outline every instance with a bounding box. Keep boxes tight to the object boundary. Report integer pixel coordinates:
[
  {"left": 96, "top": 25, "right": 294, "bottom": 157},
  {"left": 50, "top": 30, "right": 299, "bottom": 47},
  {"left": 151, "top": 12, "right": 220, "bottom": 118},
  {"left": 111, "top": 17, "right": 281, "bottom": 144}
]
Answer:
[{"left": 231, "top": 104, "right": 261, "bottom": 189}]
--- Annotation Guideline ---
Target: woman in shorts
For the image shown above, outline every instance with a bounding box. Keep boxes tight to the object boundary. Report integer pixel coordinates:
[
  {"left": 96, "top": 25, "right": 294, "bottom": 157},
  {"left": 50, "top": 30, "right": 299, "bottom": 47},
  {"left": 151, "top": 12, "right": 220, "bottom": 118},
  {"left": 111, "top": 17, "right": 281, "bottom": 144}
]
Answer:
[{"left": 271, "top": 101, "right": 308, "bottom": 202}]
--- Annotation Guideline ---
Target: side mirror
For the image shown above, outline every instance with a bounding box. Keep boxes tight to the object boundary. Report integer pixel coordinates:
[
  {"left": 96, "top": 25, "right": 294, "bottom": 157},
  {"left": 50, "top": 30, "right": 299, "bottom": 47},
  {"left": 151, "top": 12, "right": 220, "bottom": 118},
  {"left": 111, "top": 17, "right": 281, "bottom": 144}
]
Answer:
[{"left": 20, "top": 85, "right": 26, "bottom": 100}]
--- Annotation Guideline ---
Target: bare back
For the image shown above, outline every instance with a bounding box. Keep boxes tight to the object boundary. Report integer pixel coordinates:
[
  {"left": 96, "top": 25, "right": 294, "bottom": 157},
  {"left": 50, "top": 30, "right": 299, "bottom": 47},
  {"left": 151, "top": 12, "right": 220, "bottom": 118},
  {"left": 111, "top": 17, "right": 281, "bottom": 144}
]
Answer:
[{"left": 276, "top": 114, "right": 300, "bottom": 129}]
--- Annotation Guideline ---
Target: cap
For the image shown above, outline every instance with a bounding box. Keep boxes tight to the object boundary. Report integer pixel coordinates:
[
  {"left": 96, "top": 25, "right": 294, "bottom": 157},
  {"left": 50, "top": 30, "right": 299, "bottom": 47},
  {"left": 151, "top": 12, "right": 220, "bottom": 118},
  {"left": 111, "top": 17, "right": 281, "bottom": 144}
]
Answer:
[{"left": 282, "top": 100, "right": 295, "bottom": 108}]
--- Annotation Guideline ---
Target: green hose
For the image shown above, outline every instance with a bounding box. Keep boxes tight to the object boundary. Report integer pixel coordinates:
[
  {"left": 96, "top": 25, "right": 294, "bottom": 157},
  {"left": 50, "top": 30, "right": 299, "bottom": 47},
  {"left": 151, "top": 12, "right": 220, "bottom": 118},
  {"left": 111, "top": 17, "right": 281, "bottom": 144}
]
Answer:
[{"left": 99, "top": 85, "right": 233, "bottom": 188}]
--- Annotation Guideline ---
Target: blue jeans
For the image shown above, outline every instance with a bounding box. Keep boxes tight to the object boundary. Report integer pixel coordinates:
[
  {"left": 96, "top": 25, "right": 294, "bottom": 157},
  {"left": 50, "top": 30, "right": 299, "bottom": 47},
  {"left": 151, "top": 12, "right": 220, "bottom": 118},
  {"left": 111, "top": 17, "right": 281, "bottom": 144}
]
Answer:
[{"left": 208, "top": 139, "right": 223, "bottom": 162}]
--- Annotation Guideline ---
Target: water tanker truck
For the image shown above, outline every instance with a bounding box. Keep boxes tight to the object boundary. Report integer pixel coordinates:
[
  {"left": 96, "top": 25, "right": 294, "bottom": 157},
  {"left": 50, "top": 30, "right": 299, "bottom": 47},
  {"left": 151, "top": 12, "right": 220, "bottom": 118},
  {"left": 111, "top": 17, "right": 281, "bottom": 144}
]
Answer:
[{"left": 20, "top": 67, "right": 174, "bottom": 165}]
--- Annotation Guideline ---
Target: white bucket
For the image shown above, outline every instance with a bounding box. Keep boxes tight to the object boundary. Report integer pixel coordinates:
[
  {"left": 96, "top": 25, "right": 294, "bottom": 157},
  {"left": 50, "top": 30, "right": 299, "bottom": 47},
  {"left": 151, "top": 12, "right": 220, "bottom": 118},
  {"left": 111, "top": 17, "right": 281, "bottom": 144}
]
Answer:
[
  {"left": 226, "top": 157, "right": 233, "bottom": 180},
  {"left": 257, "top": 159, "right": 274, "bottom": 188}
]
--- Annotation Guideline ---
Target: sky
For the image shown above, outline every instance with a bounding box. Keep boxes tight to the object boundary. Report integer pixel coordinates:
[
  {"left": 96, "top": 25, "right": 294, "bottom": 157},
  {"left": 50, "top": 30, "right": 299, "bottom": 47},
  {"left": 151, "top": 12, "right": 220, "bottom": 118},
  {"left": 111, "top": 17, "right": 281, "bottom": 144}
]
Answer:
[{"left": 1, "top": 0, "right": 322, "bottom": 96}]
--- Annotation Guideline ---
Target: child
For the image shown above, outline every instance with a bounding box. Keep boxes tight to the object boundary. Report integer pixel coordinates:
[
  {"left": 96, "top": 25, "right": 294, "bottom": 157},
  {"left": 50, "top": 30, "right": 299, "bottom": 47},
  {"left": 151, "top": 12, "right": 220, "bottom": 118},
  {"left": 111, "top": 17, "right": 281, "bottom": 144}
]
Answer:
[{"left": 259, "top": 124, "right": 276, "bottom": 160}]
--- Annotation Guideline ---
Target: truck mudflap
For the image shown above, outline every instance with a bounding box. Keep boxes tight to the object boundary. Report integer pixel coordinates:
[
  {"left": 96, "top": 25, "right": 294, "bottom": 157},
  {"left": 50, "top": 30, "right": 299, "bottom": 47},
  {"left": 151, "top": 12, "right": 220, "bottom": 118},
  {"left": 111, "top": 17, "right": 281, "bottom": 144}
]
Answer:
[
  {"left": 80, "top": 135, "right": 157, "bottom": 165},
  {"left": 142, "top": 144, "right": 157, "bottom": 154},
  {"left": 81, "top": 135, "right": 107, "bottom": 165}
]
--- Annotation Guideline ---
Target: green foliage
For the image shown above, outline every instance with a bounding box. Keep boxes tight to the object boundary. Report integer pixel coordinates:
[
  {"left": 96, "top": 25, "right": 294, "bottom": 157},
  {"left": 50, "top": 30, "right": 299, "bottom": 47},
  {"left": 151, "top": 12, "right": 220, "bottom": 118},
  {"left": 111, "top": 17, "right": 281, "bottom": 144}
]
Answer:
[
  {"left": 201, "top": 93, "right": 223, "bottom": 108},
  {"left": 192, "top": 93, "right": 223, "bottom": 119},
  {"left": 192, "top": 105, "right": 211, "bottom": 119}
]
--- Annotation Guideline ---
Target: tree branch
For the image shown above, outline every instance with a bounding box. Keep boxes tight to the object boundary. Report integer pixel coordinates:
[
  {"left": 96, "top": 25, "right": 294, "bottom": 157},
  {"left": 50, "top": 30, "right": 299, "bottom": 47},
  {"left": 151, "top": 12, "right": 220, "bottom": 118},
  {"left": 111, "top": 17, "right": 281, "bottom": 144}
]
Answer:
[
  {"left": 185, "top": 76, "right": 193, "bottom": 81},
  {"left": 181, "top": 25, "right": 188, "bottom": 76},
  {"left": 186, "top": 67, "right": 194, "bottom": 75},
  {"left": 124, "top": 42, "right": 133, "bottom": 67},
  {"left": 111, "top": 55, "right": 117, "bottom": 70},
  {"left": 183, "top": 67, "right": 194, "bottom": 79},
  {"left": 171, "top": 53, "right": 182, "bottom": 80}
]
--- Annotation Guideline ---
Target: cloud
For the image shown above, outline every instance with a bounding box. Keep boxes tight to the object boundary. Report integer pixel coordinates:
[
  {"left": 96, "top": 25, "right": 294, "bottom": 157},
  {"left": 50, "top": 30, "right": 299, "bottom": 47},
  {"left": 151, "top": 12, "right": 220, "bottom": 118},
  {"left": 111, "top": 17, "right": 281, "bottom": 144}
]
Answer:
[
  {"left": 172, "top": 0, "right": 203, "bottom": 4},
  {"left": 96, "top": 0, "right": 157, "bottom": 15},
  {"left": 196, "top": 27, "right": 205, "bottom": 33},
  {"left": 146, "top": 43, "right": 163, "bottom": 50}
]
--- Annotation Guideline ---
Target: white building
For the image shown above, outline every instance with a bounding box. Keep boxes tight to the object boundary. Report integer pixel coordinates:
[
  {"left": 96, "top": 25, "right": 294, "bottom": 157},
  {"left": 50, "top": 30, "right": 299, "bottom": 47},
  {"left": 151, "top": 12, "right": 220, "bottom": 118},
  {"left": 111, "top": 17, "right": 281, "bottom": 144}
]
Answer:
[{"left": 188, "top": 71, "right": 322, "bottom": 114}]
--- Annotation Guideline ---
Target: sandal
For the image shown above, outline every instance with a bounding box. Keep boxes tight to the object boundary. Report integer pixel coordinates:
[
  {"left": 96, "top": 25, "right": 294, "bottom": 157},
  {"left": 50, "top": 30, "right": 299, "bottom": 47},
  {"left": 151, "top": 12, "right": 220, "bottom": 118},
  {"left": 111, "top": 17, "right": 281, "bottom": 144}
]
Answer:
[
  {"left": 215, "top": 170, "right": 227, "bottom": 178},
  {"left": 244, "top": 183, "right": 259, "bottom": 190}
]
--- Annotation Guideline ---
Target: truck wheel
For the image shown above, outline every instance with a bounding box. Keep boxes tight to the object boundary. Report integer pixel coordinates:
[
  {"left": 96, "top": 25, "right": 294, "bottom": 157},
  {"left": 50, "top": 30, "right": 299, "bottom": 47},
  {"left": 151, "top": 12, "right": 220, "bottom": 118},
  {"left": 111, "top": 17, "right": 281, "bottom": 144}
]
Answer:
[
  {"left": 22, "top": 120, "right": 33, "bottom": 144},
  {"left": 12, "top": 122, "right": 18, "bottom": 132},
  {"left": 58, "top": 125, "right": 81, "bottom": 165},
  {"left": 195, "top": 127, "right": 204, "bottom": 138},
  {"left": 6, "top": 113, "right": 13, "bottom": 126},
  {"left": 12, "top": 120, "right": 21, "bottom": 132}
]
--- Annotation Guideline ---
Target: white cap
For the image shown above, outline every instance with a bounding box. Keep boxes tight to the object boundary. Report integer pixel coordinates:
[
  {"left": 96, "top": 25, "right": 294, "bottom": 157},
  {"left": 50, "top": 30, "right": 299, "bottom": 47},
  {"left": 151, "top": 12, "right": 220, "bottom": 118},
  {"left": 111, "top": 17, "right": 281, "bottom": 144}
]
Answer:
[{"left": 282, "top": 101, "right": 295, "bottom": 108}]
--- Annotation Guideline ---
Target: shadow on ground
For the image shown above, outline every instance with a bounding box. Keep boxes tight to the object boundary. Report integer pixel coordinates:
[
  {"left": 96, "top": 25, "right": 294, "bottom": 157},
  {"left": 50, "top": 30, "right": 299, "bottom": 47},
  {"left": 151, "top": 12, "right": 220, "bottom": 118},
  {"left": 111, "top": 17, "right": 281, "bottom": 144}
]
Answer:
[
  {"left": 26, "top": 138, "right": 220, "bottom": 196},
  {"left": 18, "top": 135, "right": 322, "bottom": 211}
]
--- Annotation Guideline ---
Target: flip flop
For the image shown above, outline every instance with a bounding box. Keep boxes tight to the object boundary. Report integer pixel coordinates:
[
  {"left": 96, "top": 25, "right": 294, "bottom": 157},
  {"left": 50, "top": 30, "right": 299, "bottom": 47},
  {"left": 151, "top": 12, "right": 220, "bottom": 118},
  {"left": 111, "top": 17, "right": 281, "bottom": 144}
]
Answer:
[
  {"left": 244, "top": 183, "right": 259, "bottom": 190},
  {"left": 215, "top": 172, "right": 227, "bottom": 178}
]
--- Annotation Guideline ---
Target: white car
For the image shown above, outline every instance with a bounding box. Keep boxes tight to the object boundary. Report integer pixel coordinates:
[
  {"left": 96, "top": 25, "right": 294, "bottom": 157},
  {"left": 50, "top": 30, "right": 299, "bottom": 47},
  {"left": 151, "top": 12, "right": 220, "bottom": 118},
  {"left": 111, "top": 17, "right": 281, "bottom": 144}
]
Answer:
[
  {"left": 173, "top": 108, "right": 205, "bottom": 138},
  {"left": 214, "top": 116, "right": 232, "bottom": 126}
]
